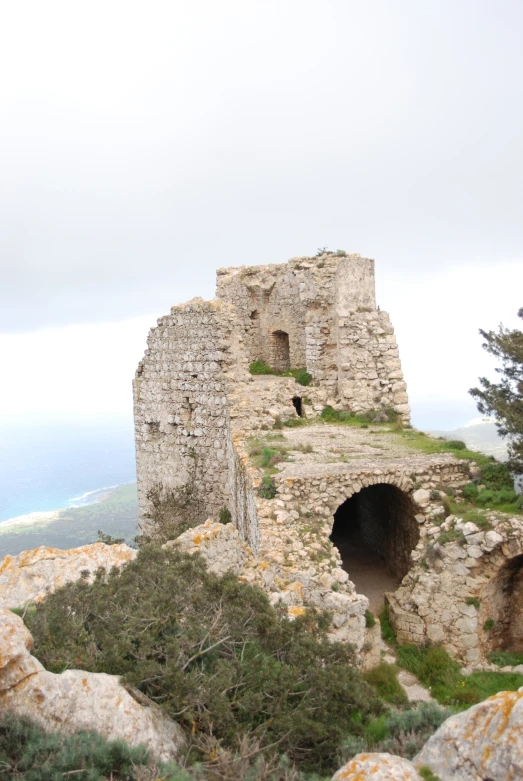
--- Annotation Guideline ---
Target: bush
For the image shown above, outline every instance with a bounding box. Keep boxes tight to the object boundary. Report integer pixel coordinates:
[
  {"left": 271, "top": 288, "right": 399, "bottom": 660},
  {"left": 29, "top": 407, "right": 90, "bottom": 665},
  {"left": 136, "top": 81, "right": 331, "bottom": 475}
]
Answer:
[
  {"left": 462, "top": 483, "right": 479, "bottom": 500},
  {"left": 338, "top": 702, "right": 454, "bottom": 763},
  {"left": 27, "top": 546, "right": 382, "bottom": 775},
  {"left": 488, "top": 650, "right": 523, "bottom": 667},
  {"left": 249, "top": 360, "right": 274, "bottom": 375},
  {"left": 466, "top": 597, "right": 480, "bottom": 609},
  {"left": 483, "top": 618, "right": 495, "bottom": 631},
  {"left": 363, "top": 663, "right": 408, "bottom": 706},
  {"left": 219, "top": 507, "right": 232, "bottom": 525},
  {"left": 0, "top": 713, "right": 151, "bottom": 779},
  {"left": 365, "top": 609, "right": 376, "bottom": 628},
  {"left": 480, "top": 462, "right": 514, "bottom": 491},
  {"left": 446, "top": 440, "right": 467, "bottom": 450},
  {"left": 288, "top": 368, "right": 312, "bottom": 387},
  {"left": 259, "top": 476, "right": 277, "bottom": 499}
]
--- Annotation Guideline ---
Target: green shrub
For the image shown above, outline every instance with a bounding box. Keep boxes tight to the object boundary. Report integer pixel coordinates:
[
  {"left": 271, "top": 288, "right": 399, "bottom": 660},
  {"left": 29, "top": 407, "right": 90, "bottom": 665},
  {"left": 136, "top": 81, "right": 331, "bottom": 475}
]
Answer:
[
  {"left": 27, "top": 547, "right": 382, "bottom": 775},
  {"left": 0, "top": 713, "right": 151, "bottom": 780},
  {"left": 249, "top": 360, "right": 274, "bottom": 375},
  {"left": 378, "top": 604, "right": 396, "bottom": 646},
  {"left": 488, "top": 650, "right": 523, "bottom": 667},
  {"left": 462, "top": 483, "right": 479, "bottom": 500},
  {"left": 259, "top": 476, "right": 277, "bottom": 499},
  {"left": 288, "top": 368, "right": 312, "bottom": 387},
  {"left": 483, "top": 618, "right": 495, "bottom": 631},
  {"left": 480, "top": 462, "right": 514, "bottom": 491},
  {"left": 338, "top": 702, "right": 453, "bottom": 763},
  {"left": 446, "top": 440, "right": 467, "bottom": 450},
  {"left": 219, "top": 507, "right": 232, "bottom": 525},
  {"left": 283, "top": 417, "right": 305, "bottom": 428},
  {"left": 466, "top": 597, "right": 480, "bottom": 609},
  {"left": 365, "top": 610, "right": 376, "bottom": 628},
  {"left": 363, "top": 663, "right": 408, "bottom": 706},
  {"left": 437, "top": 529, "right": 466, "bottom": 545}
]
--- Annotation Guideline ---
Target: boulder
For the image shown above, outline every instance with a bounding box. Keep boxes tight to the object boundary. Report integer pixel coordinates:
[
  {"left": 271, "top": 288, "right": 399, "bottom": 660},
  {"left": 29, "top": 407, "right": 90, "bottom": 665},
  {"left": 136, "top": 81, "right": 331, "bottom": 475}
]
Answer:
[
  {"left": 164, "top": 519, "right": 250, "bottom": 575},
  {"left": 332, "top": 753, "right": 422, "bottom": 780},
  {"left": 0, "top": 543, "right": 137, "bottom": 609},
  {"left": 415, "top": 687, "right": 523, "bottom": 780},
  {"left": 0, "top": 609, "right": 184, "bottom": 762}
]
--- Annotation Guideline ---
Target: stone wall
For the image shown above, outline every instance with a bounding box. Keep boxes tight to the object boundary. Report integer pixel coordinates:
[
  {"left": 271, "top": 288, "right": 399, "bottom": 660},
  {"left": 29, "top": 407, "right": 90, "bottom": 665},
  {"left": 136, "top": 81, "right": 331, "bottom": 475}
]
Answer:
[
  {"left": 134, "top": 298, "right": 251, "bottom": 532},
  {"left": 216, "top": 252, "right": 410, "bottom": 420},
  {"left": 387, "top": 503, "right": 523, "bottom": 666}
]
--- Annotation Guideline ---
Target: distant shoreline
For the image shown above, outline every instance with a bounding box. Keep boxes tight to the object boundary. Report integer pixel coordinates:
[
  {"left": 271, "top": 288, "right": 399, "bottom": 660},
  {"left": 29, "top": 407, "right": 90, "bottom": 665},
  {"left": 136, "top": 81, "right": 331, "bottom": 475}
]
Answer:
[{"left": 0, "top": 483, "right": 131, "bottom": 531}]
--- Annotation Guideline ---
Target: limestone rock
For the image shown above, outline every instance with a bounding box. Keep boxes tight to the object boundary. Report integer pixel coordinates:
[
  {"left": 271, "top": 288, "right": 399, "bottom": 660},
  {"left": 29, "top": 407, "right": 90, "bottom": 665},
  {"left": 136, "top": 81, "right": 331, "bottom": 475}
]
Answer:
[
  {"left": 164, "top": 519, "right": 250, "bottom": 575},
  {"left": 332, "top": 753, "right": 422, "bottom": 780},
  {"left": 415, "top": 687, "right": 523, "bottom": 780},
  {"left": 0, "top": 609, "right": 184, "bottom": 762},
  {"left": 412, "top": 488, "right": 431, "bottom": 505},
  {"left": 0, "top": 543, "right": 137, "bottom": 609}
]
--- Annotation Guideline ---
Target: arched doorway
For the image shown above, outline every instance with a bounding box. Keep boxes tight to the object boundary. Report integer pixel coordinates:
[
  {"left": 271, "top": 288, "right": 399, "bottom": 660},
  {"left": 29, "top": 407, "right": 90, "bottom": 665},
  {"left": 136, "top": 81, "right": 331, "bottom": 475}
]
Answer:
[
  {"left": 270, "top": 330, "right": 290, "bottom": 372},
  {"left": 483, "top": 555, "right": 523, "bottom": 653},
  {"left": 331, "top": 484, "right": 420, "bottom": 612}
]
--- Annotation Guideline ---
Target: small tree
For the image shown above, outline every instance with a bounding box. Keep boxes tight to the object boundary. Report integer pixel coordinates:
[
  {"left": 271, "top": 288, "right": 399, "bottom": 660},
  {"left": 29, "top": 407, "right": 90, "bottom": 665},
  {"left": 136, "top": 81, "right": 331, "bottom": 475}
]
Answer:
[{"left": 470, "top": 307, "right": 523, "bottom": 474}]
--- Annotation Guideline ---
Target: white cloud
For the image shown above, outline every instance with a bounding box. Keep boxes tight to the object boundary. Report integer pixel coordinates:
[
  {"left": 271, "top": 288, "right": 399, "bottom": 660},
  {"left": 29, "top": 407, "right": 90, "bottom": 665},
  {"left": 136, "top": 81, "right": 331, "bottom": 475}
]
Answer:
[
  {"left": 0, "top": 259, "right": 520, "bottom": 428},
  {"left": 0, "top": 316, "right": 155, "bottom": 424}
]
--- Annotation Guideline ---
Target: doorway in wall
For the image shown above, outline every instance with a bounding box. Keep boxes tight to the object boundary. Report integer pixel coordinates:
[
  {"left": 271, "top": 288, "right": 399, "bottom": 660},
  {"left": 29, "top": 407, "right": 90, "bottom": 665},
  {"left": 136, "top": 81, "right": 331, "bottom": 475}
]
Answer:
[
  {"left": 330, "top": 484, "right": 419, "bottom": 613},
  {"left": 270, "top": 330, "right": 290, "bottom": 372}
]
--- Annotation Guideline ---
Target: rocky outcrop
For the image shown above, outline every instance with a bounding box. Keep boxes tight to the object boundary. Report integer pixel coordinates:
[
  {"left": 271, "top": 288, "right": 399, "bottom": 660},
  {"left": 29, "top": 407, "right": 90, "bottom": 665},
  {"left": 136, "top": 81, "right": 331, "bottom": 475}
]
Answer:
[
  {"left": 0, "top": 542, "right": 137, "bottom": 609},
  {"left": 165, "top": 519, "right": 251, "bottom": 575},
  {"left": 332, "top": 753, "right": 422, "bottom": 780},
  {"left": 414, "top": 686, "right": 523, "bottom": 780},
  {"left": 0, "top": 609, "right": 184, "bottom": 762}
]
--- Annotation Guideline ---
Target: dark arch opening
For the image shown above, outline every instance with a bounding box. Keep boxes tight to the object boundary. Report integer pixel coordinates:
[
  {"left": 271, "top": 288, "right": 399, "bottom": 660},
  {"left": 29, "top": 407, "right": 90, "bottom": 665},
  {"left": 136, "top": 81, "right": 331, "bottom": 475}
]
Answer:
[
  {"left": 330, "top": 484, "right": 420, "bottom": 612},
  {"left": 292, "top": 397, "right": 303, "bottom": 417},
  {"left": 270, "top": 330, "right": 290, "bottom": 372},
  {"left": 485, "top": 554, "right": 523, "bottom": 653},
  {"left": 250, "top": 310, "right": 259, "bottom": 321}
]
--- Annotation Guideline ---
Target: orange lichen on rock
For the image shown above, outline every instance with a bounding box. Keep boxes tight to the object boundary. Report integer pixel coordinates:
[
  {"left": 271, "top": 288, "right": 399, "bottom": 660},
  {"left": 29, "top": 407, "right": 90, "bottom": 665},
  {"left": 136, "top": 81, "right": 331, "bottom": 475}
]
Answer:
[
  {"left": 415, "top": 687, "right": 523, "bottom": 780},
  {"left": 332, "top": 752, "right": 422, "bottom": 780}
]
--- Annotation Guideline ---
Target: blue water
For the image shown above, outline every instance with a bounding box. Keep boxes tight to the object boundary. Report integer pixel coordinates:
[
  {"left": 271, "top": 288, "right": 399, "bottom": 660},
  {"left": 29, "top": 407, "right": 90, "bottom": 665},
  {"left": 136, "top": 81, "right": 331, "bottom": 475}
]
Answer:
[{"left": 0, "top": 420, "right": 137, "bottom": 523}]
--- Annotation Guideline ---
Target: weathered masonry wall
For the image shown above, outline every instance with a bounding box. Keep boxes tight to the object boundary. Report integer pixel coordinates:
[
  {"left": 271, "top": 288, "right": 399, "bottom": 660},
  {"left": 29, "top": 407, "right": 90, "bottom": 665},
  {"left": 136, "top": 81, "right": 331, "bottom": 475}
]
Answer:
[
  {"left": 388, "top": 509, "right": 523, "bottom": 666},
  {"left": 216, "top": 252, "right": 409, "bottom": 420},
  {"left": 133, "top": 298, "right": 251, "bottom": 532}
]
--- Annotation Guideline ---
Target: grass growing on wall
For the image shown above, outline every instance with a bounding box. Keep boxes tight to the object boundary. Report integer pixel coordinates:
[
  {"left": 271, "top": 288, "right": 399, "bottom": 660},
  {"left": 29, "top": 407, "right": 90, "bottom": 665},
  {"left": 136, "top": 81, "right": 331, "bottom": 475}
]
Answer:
[{"left": 249, "top": 361, "right": 312, "bottom": 386}]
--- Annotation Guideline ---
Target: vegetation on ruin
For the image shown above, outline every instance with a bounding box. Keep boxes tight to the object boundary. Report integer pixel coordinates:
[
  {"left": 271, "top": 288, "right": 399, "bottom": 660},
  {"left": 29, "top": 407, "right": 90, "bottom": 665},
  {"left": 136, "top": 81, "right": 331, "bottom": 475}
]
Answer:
[
  {"left": 258, "top": 475, "right": 277, "bottom": 499},
  {"left": 319, "top": 405, "right": 400, "bottom": 428},
  {"left": 138, "top": 452, "right": 206, "bottom": 544},
  {"left": 378, "top": 605, "right": 523, "bottom": 708},
  {"left": 488, "top": 650, "right": 523, "bottom": 667},
  {"left": 248, "top": 361, "right": 312, "bottom": 387},
  {"left": 26, "top": 545, "right": 383, "bottom": 775},
  {"left": 362, "top": 663, "right": 409, "bottom": 706},
  {"left": 470, "top": 306, "right": 523, "bottom": 475}
]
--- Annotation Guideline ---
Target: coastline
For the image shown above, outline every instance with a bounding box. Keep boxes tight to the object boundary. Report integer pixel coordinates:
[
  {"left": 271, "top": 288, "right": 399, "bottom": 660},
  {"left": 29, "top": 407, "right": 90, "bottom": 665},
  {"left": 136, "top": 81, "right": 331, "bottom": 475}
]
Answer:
[{"left": 0, "top": 483, "right": 139, "bottom": 558}]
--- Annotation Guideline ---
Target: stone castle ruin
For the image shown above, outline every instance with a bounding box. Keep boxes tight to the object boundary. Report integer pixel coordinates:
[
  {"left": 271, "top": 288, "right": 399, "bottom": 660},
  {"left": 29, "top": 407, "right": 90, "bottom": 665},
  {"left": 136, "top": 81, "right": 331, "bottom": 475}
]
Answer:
[{"left": 134, "top": 251, "right": 523, "bottom": 670}]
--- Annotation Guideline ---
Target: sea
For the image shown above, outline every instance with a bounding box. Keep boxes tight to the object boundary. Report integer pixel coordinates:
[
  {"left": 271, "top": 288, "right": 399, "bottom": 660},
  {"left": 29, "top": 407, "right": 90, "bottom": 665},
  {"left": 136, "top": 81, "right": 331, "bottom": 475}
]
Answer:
[{"left": 0, "top": 419, "right": 137, "bottom": 525}]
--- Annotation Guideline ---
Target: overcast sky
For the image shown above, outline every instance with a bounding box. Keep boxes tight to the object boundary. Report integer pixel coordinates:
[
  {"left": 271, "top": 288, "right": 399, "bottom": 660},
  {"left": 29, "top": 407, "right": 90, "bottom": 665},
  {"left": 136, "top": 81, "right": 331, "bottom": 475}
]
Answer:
[{"left": 1, "top": 1, "right": 522, "bottom": 429}]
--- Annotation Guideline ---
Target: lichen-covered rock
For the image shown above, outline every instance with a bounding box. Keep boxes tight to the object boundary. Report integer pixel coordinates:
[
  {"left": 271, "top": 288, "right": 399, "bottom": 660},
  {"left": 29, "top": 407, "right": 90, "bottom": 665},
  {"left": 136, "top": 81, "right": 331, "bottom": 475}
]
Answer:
[
  {"left": 0, "top": 543, "right": 137, "bottom": 609},
  {"left": 332, "top": 752, "right": 422, "bottom": 780},
  {"left": 415, "top": 687, "right": 523, "bottom": 780},
  {"left": 0, "top": 609, "right": 184, "bottom": 762},
  {"left": 164, "top": 519, "right": 251, "bottom": 575}
]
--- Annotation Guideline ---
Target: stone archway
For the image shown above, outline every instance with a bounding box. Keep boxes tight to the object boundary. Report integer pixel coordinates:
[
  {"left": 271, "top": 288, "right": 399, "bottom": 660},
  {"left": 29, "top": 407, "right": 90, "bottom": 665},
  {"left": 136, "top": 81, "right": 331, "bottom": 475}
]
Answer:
[
  {"left": 270, "top": 330, "right": 290, "bottom": 372},
  {"left": 482, "top": 554, "right": 523, "bottom": 654},
  {"left": 330, "top": 483, "right": 420, "bottom": 612}
]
